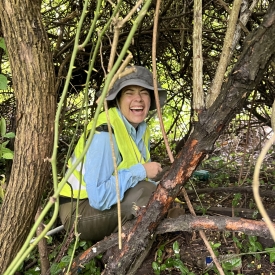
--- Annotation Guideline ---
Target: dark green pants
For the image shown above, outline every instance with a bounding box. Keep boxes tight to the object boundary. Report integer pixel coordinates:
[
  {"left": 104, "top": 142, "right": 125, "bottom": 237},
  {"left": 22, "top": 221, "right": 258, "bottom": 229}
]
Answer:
[{"left": 59, "top": 181, "right": 156, "bottom": 241}]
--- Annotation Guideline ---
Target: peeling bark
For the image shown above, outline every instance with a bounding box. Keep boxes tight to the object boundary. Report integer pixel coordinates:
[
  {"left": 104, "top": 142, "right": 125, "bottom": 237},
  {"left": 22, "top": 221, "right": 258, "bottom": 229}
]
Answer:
[{"left": 67, "top": 215, "right": 275, "bottom": 275}]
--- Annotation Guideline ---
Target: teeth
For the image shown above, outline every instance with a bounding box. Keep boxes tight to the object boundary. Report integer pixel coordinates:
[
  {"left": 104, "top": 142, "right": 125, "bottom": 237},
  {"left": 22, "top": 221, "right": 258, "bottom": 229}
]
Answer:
[{"left": 131, "top": 107, "right": 143, "bottom": 110}]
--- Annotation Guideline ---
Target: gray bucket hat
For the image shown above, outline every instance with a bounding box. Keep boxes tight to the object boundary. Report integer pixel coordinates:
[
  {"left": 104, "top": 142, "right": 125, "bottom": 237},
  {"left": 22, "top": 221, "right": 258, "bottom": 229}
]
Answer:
[{"left": 106, "top": 66, "right": 167, "bottom": 110}]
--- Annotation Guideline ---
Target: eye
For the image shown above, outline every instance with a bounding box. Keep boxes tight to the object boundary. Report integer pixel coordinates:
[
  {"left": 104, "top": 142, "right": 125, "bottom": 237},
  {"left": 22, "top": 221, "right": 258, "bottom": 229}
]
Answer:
[
  {"left": 140, "top": 90, "right": 150, "bottom": 96},
  {"left": 126, "top": 91, "right": 134, "bottom": 95},
  {"left": 123, "top": 90, "right": 134, "bottom": 95}
]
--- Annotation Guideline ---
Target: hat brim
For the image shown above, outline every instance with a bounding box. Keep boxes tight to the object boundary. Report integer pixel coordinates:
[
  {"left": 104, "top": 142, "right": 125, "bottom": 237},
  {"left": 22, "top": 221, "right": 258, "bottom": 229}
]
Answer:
[{"left": 149, "top": 89, "right": 167, "bottom": 110}]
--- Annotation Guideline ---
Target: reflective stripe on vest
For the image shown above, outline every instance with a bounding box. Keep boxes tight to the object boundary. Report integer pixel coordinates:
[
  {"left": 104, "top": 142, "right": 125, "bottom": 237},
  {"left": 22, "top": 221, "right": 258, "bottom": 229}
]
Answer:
[{"left": 59, "top": 108, "right": 150, "bottom": 199}]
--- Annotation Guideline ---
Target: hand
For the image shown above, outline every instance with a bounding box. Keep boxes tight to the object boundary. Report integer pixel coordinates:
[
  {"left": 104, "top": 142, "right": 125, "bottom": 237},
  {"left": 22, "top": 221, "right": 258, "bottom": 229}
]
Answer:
[{"left": 143, "top": 162, "right": 162, "bottom": 179}]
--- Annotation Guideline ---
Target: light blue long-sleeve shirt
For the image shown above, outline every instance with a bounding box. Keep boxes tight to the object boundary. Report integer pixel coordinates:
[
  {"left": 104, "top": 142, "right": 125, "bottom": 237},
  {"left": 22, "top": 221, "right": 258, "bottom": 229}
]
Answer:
[{"left": 84, "top": 110, "right": 151, "bottom": 211}]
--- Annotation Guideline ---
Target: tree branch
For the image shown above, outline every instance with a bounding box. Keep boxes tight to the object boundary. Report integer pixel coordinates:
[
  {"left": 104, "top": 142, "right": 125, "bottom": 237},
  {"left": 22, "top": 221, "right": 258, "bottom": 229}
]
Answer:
[{"left": 66, "top": 215, "right": 275, "bottom": 275}]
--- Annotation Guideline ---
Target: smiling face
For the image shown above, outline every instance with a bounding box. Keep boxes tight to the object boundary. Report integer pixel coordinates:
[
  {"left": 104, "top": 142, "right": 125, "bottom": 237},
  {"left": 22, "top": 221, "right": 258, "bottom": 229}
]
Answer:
[{"left": 118, "top": 85, "right": 151, "bottom": 128}]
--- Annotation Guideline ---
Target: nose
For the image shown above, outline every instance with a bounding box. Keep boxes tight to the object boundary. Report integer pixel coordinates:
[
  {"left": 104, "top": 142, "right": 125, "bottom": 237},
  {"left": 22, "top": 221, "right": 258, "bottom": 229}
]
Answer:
[{"left": 134, "top": 92, "right": 143, "bottom": 101}]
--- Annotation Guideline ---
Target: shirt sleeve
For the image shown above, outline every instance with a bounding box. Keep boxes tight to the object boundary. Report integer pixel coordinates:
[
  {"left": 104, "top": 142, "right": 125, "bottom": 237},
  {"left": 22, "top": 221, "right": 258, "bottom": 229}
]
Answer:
[{"left": 84, "top": 131, "right": 147, "bottom": 210}]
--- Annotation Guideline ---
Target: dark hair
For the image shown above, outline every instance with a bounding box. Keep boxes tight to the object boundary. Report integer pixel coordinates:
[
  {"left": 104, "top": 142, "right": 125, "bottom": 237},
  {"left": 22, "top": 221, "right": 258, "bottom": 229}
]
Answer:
[{"left": 106, "top": 90, "right": 121, "bottom": 108}]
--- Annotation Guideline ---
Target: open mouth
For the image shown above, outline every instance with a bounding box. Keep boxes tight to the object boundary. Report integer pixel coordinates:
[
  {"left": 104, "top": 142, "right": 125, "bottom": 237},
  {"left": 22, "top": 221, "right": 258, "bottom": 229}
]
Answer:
[{"left": 130, "top": 106, "right": 144, "bottom": 113}]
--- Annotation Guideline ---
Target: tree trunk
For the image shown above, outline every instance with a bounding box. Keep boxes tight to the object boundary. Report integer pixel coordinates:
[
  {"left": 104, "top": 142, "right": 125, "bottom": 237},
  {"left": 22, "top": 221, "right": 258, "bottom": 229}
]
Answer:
[
  {"left": 0, "top": 0, "right": 55, "bottom": 272},
  {"left": 104, "top": 2, "right": 275, "bottom": 274}
]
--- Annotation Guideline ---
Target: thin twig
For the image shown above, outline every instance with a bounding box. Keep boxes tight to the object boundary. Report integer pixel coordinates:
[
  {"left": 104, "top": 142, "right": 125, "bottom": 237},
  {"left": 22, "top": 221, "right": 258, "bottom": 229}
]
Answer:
[
  {"left": 108, "top": 14, "right": 120, "bottom": 72},
  {"left": 152, "top": 0, "right": 174, "bottom": 164},
  {"left": 206, "top": 0, "right": 242, "bottom": 108},
  {"left": 121, "top": 0, "right": 143, "bottom": 25}
]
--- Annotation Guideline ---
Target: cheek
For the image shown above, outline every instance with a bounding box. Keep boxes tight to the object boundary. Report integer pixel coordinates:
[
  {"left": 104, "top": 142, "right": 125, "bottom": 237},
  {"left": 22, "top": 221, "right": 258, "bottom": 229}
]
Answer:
[
  {"left": 119, "top": 98, "right": 130, "bottom": 113},
  {"left": 118, "top": 97, "right": 126, "bottom": 109}
]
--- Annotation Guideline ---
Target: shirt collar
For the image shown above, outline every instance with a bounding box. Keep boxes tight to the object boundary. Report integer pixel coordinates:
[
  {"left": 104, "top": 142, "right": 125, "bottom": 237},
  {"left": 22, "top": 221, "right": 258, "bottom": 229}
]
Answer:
[{"left": 116, "top": 108, "right": 147, "bottom": 141}]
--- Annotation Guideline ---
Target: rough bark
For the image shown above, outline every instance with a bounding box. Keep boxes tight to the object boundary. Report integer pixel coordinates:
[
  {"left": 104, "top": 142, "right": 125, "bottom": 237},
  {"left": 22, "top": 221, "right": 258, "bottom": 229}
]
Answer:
[
  {"left": 157, "top": 215, "right": 275, "bottom": 239},
  {"left": 104, "top": 2, "right": 275, "bottom": 274},
  {"left": 0, "top": 0, "right": 55, "bottom": 272},
  {"left": 192, "top": 205, "right": 275, "bottom": 220}
]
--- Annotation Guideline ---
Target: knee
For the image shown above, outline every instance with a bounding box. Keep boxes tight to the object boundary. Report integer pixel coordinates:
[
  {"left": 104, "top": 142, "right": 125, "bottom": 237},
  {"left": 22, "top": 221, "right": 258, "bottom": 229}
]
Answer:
[{"left": 137, "top": 180, "right": 157, "bottom": 193}]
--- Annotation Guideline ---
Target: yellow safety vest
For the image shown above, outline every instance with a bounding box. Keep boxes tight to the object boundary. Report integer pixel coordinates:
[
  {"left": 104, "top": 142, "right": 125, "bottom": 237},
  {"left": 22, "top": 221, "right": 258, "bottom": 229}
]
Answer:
[{"left": 59, "top": 108, "right": 151, "bottom": 199}]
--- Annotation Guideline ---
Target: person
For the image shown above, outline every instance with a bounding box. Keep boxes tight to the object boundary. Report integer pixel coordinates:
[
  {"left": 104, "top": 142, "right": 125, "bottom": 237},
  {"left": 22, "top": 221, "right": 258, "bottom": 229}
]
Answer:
[{"left": 58, "top": 65, "right": 167, "bottom": 241}]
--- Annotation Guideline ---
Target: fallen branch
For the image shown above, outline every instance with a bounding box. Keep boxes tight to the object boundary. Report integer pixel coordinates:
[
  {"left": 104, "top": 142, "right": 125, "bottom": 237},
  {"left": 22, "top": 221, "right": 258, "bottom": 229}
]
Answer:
[
  {"left": 61, "top": 232, "right": 118, "bottom": 274},
  {"left": 65, "top": 214, "right": 275, "bottom": 274},
  {"left": 157, "top": 214, "right": 274, "bottom": 238},
  {"left": 185, "top": 205, "right": 275, "bottom": 220},
  {"left": 186, "top": 186, "right": 275, "bottom": 198}
]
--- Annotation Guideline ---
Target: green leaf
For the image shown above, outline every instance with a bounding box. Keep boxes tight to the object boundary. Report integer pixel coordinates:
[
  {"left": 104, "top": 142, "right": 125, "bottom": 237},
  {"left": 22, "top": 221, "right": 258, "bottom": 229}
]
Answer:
[
  {"left": 160, "top": 264, "right": 166, "bottom": 271},
  {"left": 50, "top": 263, "right": 62, "bottom": 275},
  {"left": 220, "top": 254, "right": 242, "bottom": 271},
  {"left": 255, "top": 241, "right": 263, "bottom": 251},
  {"left": 2, "top": 152, "right": 13, "bottom": 159},
  {"left": 79, "top": 240, "right": 87, "bottom": 247},
  {"left": 152, "top": 262, "right": 159, "bottom": 272},
  {"left": 0, "top": 117, "right": 6, "bottom": 137},
  {"left": 0, "top": 186, "right": 5, "bottom": 200},
  {"left": 266, "top": 248, "right": 275, "bottom": 263},
  {"left": 0, "top": 38, "right": 6, "bottom": 53},
  {"left": 0, "top": 143, "right": 14, "bottom": 159},
  {"left": 249, "top": 236, "right": 257, "bottom": 243},
  {"left": 173, "top": 241, "right": 180, "bottom": 254},
  {"left": 1, "top": 140, "right": 9, "bottom": 147},
  {"left": 212, "top": 242, "right": 221, "bottom": 249},
  {"left": 0, "top": 74, "right": 7, "bottom": 90},
  {"left": 59, "top": 255, "right": 71, "bottom": 267},
  {"left": 24, "top": 269, "right": 40, "bottom": 275},
  {"left": 222, "top": 261, "right": 235, "bottom": 270},
  {"left": 157, "top": 248, "right": 163, "bottom": 258},
  {"left": 4, "top": 132, "right": 15, "bottom": 139},
  {"left": 269, "top": 252, "right": 275, "bottom": 263},
  {"left": 173, "top": 258, "right": 189, "bottom": 273}
]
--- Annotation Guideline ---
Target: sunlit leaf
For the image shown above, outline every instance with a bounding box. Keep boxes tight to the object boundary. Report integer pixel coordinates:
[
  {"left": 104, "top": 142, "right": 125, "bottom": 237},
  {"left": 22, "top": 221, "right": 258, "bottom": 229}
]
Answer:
[
  {"left": 0, "top": 74, "right": 7, "bottom": 90},
  {"left": 0, "top": 117, "right": 6, "bottom": 137},
  {"left": 0, "top": 37, "right": 6, "bottom": 53},
  {"left": 4, "top": 132, "right": 15, "bottom": 139},
  {"left": 2, "top": 152, "right": 14, "bottom": 159}
]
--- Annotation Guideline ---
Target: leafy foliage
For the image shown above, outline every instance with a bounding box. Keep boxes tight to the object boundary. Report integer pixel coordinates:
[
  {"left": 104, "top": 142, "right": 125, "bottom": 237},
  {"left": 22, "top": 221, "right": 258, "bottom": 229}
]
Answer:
[
  {"left": 0, "top": 38, "right": 7, "bottom": 90},
  {"left": 152, "top": 241, "right": 195, "bottom": 275},
  {"left": 0, "top": 117, "right": 15, "bottom": 160}
]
